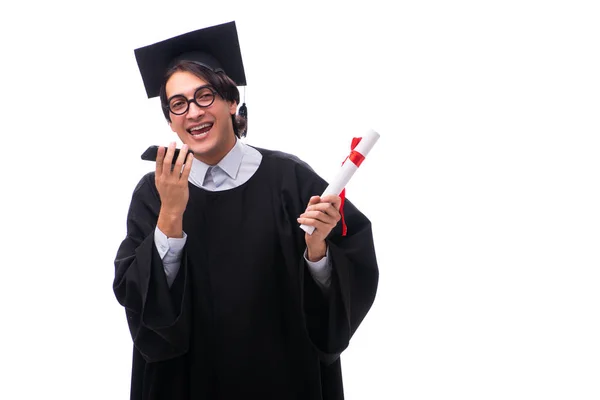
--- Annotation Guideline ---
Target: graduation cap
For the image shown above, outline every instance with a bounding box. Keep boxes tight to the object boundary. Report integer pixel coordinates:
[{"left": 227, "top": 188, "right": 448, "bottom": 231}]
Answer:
[{"left": 134, "top": 21, "right": 247, "bottom": 99}]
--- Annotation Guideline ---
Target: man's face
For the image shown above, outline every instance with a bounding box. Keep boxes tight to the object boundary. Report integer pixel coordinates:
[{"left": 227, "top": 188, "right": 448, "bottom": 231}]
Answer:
[{"left": 166, "top": 71, "right": 237, "bottom": 165}]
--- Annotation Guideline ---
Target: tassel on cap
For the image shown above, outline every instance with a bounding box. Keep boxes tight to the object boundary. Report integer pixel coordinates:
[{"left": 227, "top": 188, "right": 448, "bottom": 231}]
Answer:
[{"left": 239, "top": 102, "right": 247, "bottom": 119}]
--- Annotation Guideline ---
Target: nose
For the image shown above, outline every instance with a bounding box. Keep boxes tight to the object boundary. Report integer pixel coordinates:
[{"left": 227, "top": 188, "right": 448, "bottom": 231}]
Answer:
[{"left": 187, "top": 101, "right": 204, "bottom": 119}]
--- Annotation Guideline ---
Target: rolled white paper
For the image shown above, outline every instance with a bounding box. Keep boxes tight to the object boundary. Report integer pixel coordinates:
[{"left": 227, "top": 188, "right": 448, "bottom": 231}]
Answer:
[{"left": 300, "top": 129, "right": 380, "bottom": 235}]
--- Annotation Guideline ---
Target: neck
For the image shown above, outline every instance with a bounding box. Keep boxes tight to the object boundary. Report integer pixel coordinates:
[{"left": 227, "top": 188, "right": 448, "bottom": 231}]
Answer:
[{"left": 195, "top": 135, "right": 237, "bottom": 165}]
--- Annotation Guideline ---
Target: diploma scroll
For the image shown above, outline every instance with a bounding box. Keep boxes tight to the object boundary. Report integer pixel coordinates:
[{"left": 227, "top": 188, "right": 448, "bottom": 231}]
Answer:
[{"left": 300, "top": 129, "right": 380, "bottom": 235}]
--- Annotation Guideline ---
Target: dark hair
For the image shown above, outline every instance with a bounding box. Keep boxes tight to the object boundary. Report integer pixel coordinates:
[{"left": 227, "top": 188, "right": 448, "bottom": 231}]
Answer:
[{"left": 159, "top": 61, "right": 247, "bottom": 138}]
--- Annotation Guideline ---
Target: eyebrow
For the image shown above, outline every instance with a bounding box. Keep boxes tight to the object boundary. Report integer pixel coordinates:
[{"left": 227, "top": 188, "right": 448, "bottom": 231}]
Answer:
[{"left": 167, "top": 85, "right": 212, "bottom": 101}]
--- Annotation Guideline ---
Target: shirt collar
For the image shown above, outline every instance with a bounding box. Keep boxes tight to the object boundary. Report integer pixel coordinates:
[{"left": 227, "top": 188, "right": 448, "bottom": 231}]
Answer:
[
  {"left": 189, "top": 139, "right": 245, "bottom": 184},
  {"left": 216, "top": 138, "right": 244, "bottom": 179}
]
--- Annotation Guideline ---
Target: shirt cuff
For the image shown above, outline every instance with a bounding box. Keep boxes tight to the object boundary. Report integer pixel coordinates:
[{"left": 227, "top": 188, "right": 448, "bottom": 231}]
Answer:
[
  {"left": 154, "top": 227, "right": 187, "bottom": 259},
  {"left": 304, "top": 247, "right": 332, "bottom": 290}
]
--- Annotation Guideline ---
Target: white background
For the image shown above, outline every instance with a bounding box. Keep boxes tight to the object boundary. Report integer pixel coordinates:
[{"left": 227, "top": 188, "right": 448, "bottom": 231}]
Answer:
[{"left": 1, "top": 1, "right": 599, "bottom": 399}]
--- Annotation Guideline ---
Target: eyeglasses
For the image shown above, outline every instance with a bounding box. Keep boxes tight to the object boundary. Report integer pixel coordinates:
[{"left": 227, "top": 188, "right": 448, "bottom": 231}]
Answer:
[{"left": 165, "top": 85, "right": 217, "bottom": 115}]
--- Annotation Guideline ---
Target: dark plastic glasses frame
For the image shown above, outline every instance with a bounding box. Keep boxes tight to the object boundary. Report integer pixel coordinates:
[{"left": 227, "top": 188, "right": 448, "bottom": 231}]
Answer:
[{"left": 165, "top": 85, "right": 218, "bottom": 115}]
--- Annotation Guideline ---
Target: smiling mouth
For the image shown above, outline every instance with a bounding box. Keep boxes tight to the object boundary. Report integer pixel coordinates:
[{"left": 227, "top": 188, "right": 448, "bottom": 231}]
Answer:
[{"left": 188, "top": 123, "right": 213, "bottom": 136}]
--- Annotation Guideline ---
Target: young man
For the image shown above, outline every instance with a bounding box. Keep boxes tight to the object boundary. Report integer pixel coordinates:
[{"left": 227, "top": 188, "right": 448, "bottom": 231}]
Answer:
[{"left": 114, "top": 21, "right": 379, "bottom": 400}]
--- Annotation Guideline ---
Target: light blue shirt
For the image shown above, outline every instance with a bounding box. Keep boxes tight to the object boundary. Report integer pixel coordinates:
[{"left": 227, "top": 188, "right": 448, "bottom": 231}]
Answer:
[{"left": 155, "top": 139, "right": 332, "bottom": 290}]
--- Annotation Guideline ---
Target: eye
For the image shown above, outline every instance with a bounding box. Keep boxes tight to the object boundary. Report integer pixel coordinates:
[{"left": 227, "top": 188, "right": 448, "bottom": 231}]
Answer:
[
  {"left": 169, "top": 97, "right": 187, "bottom": 111},
  {"left": 195, "top": 89, "right": 214, "bottom": 105}
]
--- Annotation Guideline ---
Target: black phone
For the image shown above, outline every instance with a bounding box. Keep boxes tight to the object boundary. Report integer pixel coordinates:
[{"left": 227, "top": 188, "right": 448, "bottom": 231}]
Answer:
[{"left": 141, "top": 145, "right": 194, "bottom": 164}]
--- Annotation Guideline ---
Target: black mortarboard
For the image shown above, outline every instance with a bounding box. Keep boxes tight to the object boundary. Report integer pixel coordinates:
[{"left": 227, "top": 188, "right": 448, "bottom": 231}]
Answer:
[{"left": 134, "top": 21, "right": 247, "bottom": 99}]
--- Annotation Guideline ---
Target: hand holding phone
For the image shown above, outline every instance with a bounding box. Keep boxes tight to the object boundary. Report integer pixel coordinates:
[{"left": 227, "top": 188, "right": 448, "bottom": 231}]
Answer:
[{"left": 153, "top": 143, "right": 194, "bottom": 237}]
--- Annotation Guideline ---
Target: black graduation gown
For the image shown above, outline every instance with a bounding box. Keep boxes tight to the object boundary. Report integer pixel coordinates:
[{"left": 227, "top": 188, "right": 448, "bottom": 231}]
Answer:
[{"left": 114, "top": 148, "right": 379, "bottom": 400}]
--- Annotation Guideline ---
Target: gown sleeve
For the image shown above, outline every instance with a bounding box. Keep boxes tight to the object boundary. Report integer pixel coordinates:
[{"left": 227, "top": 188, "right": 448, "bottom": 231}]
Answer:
[
  {"left": 273, "top": 154, "right": 379, "bottom": 365},
  {"left": 113, "top": 173, "right": 191, "bottom": 363}
]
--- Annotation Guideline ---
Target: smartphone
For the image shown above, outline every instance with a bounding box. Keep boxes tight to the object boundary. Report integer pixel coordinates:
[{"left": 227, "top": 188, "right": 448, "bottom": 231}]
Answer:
[{"left": 141, "top": 145, "right": 194, "bottom": 164}]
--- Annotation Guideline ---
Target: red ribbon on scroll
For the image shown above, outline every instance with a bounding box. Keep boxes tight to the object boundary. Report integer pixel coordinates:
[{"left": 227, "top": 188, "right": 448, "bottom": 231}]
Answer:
[{"left": 339, "top": 137, "right": 365, "bottom": 236}]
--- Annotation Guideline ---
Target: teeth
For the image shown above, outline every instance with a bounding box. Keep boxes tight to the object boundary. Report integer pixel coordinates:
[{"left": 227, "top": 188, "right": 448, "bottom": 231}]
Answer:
[{"left": 190, "top": 123, "right": 211, "bottom": 132}]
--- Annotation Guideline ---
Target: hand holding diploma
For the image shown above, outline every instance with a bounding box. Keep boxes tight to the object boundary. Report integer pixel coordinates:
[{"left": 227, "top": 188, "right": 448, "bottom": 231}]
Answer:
[{"left": 300, "top": 129, "right": 380, "bottom": 235}]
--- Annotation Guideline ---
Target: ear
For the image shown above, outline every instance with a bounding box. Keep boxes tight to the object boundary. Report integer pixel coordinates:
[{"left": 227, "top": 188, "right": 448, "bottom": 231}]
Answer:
[
  {"left": 169, "top": 121, "right": 176, "bottom": 133},
  {"left": 229, "top": 100, "right": 238, "bottom": 115}
]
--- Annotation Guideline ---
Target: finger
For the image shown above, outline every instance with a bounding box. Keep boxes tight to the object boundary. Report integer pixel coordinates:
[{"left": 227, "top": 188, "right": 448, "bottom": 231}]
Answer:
[
  {"left": 299, "top": 210, "right": 337, "bottom": 225},
  {"left": 307, "top": 196, "right": 321, "bottom": 207},
  {"left": 306, "top": 201, "right": 340, "bottom": 218},
  {"left": 180, "top": 151, "right": 194, "bottom": 181},
  {"left": 303, "top": 196, "right": 321, "bottom": 213},
  {"left": 297, "top": 215, "right": 317, "bottom": 227},
  {"left": 155, "top": 145, "right": 166, "bottom": 176},
  {"left": 321, "top": 194, "right": 342, "bottom": 211},
  {"left": 174, "top": 144, "right": 188, "bottom": 170},
  {"left": 318, "top": 205, "right": 341, "bottom": 223},
  {"left": 163, "top": 142, "right": 176, "bottom": 173},
  {"left": 297, "top": 216, "right": 330, "bottom": 236}
]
